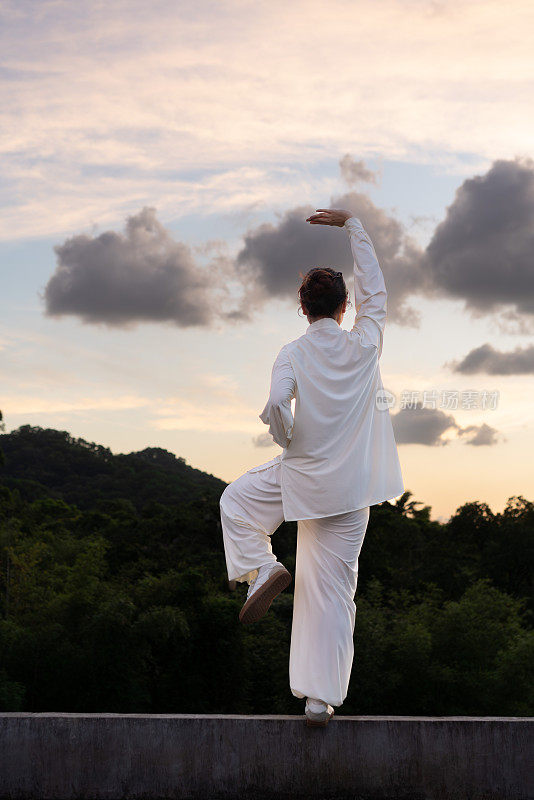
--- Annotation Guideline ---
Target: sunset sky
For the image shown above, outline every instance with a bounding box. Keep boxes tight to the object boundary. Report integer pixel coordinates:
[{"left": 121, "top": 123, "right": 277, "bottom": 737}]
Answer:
[{"left": 2, "top": 0, "right": 533, "bottom": 522}]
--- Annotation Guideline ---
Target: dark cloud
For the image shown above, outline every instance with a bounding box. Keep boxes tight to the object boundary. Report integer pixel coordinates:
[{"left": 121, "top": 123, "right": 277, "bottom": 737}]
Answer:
[
  {"left": 424, "top": 156, "right": 534, "bottom": 318},
  {"left": 236, "top": 156, "right": 534, "bottom": 330},
  {"left": 339, "top": 154, "right": 379, "bottom": 186},
  {"left": 391, "top": 404, "right": 458, "bottom": 446},
  {"left": 41, "top": 157, "right": 534, "bottom": 333},
  {"left": 42, "top": 207, "right": 240, "bottom": 329},
  {"left": 391, "top": 402, "right": 501, "bottom": 447},
  {"left": 457, "top": 422, "right": 502, "bottom": 447},
  {"left": 43, "top": 191, "right": 424, "bottom": 329},
  {"left": 449, "top": 343, "right": 534, "bottom": 375},
  {"left": 235, "top": 191, "right": 426, "bottom": 326}
]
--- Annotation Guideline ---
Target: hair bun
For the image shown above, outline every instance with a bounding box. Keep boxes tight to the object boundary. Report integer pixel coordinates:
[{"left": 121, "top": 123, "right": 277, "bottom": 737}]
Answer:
[{"left": 298, "top": 267, "right": 348, "bottom": 318}]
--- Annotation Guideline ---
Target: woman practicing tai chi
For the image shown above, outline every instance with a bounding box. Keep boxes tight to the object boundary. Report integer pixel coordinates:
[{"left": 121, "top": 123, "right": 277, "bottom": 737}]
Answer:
[{"left": 220, "top": 207, "right": 404, "bottom": 726}]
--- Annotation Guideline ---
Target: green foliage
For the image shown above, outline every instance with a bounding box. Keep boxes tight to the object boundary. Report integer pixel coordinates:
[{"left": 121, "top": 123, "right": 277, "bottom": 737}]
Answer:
[
  {"left": 0, "top": 424, "right": 226, "bottom": 511},
  {"left": 0, "top": 425, "right": 532, "bottom": 714},
  {"left": 346, "top": 578, "right": 533, "bottom": 715}
]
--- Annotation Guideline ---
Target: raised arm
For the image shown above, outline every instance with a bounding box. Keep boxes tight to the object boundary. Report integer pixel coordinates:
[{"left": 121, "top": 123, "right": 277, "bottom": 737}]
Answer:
[
  {"left": 306, "top": 208, "right": 387, "bottom": 357},
  {"left": 258, "top": 345, "right": 296, "bottom": 449},
  {"left": 344, "top": 215, "right": 387, "bottom": 357}
]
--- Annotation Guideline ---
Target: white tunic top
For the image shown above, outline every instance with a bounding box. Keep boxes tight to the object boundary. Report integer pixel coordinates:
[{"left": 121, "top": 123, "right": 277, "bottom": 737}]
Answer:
[{"left": 258, "top": 215, "right": 405, "bottom": 522}]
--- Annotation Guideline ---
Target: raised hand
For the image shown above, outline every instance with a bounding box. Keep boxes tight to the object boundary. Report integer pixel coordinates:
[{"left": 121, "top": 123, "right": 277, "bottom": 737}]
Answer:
[{"left": 306, "top": 208, "right": 353, "bottom": 227}]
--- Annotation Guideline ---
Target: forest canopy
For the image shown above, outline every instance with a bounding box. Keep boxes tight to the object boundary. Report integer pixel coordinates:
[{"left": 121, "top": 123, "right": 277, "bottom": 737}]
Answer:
[{"left": 0, "top": 422, "right": 532, "bottom": 715}]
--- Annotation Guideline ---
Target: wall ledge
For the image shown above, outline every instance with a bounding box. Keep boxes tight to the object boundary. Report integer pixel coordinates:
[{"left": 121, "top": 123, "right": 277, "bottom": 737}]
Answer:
[{"left": 1, "top": 713, "right": 532, "bottom": 799}]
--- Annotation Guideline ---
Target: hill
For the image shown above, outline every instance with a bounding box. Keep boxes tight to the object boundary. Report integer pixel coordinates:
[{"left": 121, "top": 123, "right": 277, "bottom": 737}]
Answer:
[{"left": 0, "top": 424, "right": 226, "bottom": 511}]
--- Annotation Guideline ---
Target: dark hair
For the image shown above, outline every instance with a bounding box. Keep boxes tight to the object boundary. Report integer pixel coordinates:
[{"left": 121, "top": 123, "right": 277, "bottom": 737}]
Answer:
[{"left": 298, "top": 267, "right": 351, "bottom": 319}]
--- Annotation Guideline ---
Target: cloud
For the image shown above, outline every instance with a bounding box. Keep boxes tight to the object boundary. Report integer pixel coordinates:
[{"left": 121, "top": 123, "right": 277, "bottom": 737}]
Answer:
[
  {"left": 0, "top": 394, "right": 150, "bottom": 416},
  {"left": 391, "top": 402, "right": 501, "bottom": 447},
  {"left": 448, "top": 343, "right": 534, "bottom": 375},
  {"left": 42, "top": 207, "right": 241, "bottom": 329},
  {"left": 339, "top": 154, "right": 379, "bottom": 186},
  {"left": 457, "top": 422, "right": 502, "bottom": 446},
  {"left": 391, "top": 404, "right": 458, "bottom": 446},
  {"left": 40, "top": 157, "right": 534, "bottom": 332},
  {"left": 150, "top": 399, "right": 260, "bottom": 433},
  {"left": 149, "top": 372, "right": 264, "bottom": 433},
  {"left": 235, "top": 157, "right": 534, "bottom": 329},
  {"left": 424, "top": 156, "right": 534, "bottom": 319},
  {"left": 252, "top": 432, "right": 277, "bottom": 448},
  {"left": 234, "top": 185, "right": 426, "bottom": 326},
  {"left": 2, "top": 0, "right": 533, "bottom": 240}
]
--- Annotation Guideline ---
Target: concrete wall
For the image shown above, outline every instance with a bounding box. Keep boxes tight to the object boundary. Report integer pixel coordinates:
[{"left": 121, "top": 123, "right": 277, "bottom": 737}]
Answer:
[{"left": 1, "top": 713, "right": 532, "bottom": 800}]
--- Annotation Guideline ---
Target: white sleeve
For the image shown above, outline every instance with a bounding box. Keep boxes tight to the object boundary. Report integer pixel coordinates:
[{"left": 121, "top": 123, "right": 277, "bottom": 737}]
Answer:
[
  {"left": 258, "top": 345, "right": 296, "bottom": 449},
  {"left": 345, "top": 216, "right": 387, "bottom": 358}
]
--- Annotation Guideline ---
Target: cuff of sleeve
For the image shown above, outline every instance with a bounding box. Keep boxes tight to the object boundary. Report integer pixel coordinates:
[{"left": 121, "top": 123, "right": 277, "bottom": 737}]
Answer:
[{"left": 344, "top": 216, "right": 363, "bottom": 229}]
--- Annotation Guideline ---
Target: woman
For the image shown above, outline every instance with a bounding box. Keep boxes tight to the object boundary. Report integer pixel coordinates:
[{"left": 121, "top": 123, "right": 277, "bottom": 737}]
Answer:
[{"left": 220, "top": 207, "right": 404, "bottom": 726}]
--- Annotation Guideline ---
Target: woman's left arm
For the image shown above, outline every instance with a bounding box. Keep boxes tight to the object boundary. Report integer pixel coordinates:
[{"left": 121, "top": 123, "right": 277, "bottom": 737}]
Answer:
[{"left": 259, "top": 346, "right": 296, "bottom": 449}]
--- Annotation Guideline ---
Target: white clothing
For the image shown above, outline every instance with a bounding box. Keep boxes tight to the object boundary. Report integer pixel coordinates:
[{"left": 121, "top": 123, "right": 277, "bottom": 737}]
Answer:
[
  {"left": 259, "top": 215, "right": 404, "bottom": 522},
  {"left": 219, "top": 456, "right": 369, "bottom": 707}
]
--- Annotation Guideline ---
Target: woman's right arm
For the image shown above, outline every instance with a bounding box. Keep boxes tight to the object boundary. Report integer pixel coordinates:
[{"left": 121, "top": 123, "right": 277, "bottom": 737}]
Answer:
[
  {"left": 306, "top": 208, "right": 387, "bottom": 358},
  {"left": 344, "top": 216, "right": 387, "bottom": 358}
]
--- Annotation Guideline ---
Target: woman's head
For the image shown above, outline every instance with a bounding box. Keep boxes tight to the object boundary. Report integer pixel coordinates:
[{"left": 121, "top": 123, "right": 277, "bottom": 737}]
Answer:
[{"left": 298, "top": 267, "right": 350, "bottom": 322}]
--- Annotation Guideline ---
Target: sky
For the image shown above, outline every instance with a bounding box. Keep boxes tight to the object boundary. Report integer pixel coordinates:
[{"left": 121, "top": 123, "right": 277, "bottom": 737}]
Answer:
[{"left": 1, "top": 0, "right": 533, "bottom": 523}]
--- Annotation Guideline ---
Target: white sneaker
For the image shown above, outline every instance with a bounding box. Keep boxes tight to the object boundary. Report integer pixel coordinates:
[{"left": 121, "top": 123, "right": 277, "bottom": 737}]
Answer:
[
  {"left": 305, "top": 697, "right": 335, "bottom": 727},
  {"left": 238, "top": 561, "right": 292, "bottom": 625}
]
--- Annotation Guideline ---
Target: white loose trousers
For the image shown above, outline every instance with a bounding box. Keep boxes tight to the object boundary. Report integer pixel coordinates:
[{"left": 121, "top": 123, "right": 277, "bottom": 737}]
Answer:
[{"left": 220, "top": 453, "right": 370, "bottom": 708}]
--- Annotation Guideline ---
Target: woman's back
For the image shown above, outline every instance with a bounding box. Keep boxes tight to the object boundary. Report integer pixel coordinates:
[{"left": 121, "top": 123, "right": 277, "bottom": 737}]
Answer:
[{"left": 259, "top": 214, "right": 404, "bottom": 522}]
